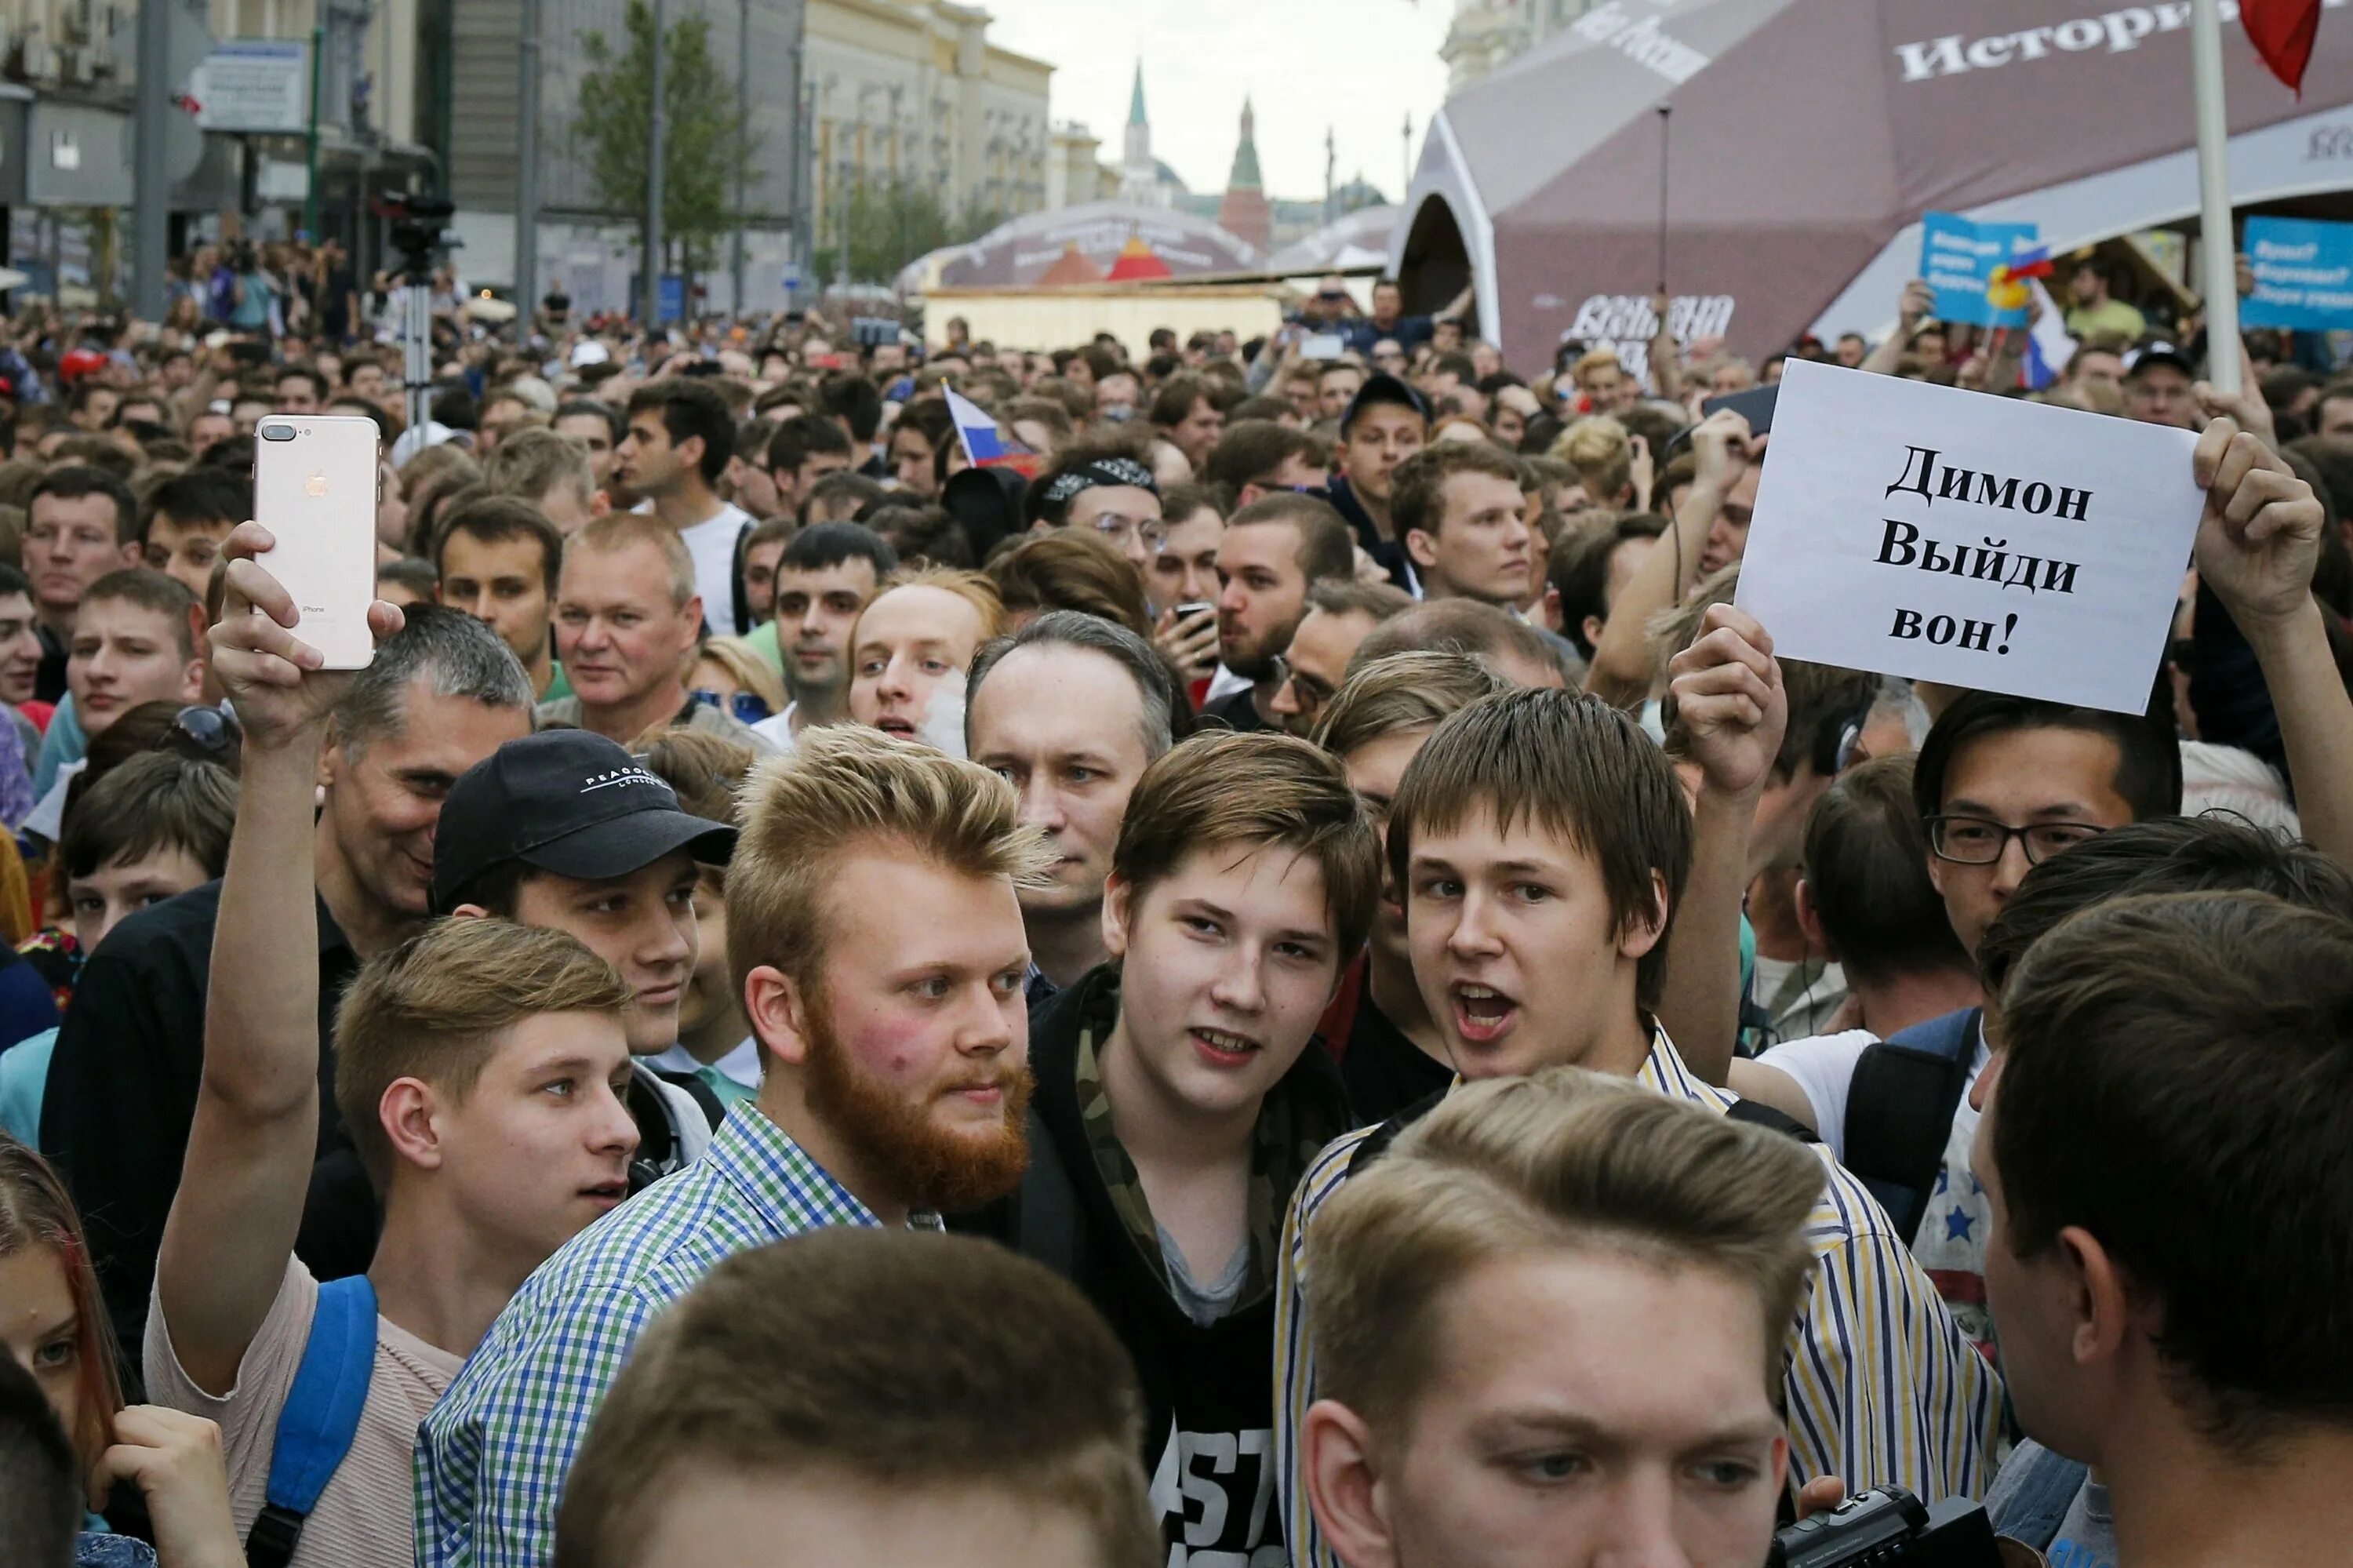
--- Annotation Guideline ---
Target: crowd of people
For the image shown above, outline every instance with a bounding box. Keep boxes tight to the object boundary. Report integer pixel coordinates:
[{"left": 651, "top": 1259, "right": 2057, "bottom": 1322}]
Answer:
[{"left": 0, "top": 243, "right": 2346, "bottom": 1568}]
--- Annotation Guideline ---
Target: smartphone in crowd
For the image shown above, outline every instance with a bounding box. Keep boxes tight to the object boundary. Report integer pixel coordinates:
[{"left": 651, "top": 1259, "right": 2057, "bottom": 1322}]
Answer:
[
  {"left": 1699, "top": 381, "right": 1779, "bottom": 436},
  {"left": 1301, "top": 333, "right": 1347, "bottom": 361},
  {"left": 254, "top": 415, "right": 381, "bottom": 670}
]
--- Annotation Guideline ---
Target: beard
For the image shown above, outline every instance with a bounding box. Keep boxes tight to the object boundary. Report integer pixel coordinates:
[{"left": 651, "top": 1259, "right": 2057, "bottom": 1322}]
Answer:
[
  {"left": 1220, "top": 614, "right": 1301, "bottom": 682},
  {"left": 801, "top": 991, "right": 1033, "bottom": 1213}
]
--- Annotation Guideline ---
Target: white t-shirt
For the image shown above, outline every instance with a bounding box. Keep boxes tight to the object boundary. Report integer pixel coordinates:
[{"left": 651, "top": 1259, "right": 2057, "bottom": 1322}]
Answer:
[
  {"left": 748, "top": 701, "right": 800, "bottom": 754},
  {"left": 1755, "top": 1023, "right": 1997, "bottom": 1356},
  {"left": 654, "top": 500, "right": 755, "bottom": 638},
  {"left": 145, "top": 1258, "right": 462, "bottom": 1568}
]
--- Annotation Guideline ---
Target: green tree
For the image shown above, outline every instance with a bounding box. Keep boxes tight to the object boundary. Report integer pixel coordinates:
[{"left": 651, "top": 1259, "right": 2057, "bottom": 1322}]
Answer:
[
  {"left": 573, "top": 1, "right": 762, "bottom": 282},
  {"left": 813, "top": 177, "right": 1016, "bottom": 286}
]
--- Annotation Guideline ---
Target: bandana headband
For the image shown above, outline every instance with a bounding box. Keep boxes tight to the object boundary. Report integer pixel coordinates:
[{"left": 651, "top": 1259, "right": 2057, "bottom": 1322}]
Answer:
[{"left": 1040, "top": 456, "right": 1157, "bottom": 506}]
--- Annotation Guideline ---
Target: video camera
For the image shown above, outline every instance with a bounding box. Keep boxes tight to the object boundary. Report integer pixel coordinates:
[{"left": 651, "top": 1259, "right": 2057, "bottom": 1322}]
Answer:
[
  {"left": 382, "top": 195, "right": 460, "bottom": 281},
  {"left": 1766, "top": 1488, "right": 2004, "bottom": 1567}
]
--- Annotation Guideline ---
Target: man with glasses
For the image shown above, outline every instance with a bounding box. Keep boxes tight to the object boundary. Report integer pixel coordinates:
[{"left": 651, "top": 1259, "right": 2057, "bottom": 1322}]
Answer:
[
  {"left": 1267, "top": 580, "right": 1412, "bottom": 739},
  {"left": 1729, "top": 689, "right": 2178, "bottom": 1345}
]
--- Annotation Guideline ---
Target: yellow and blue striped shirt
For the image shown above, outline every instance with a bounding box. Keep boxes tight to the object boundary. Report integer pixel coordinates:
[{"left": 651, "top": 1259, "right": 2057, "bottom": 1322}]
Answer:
[{"left": 1271, "top": 1030, "right": 2004, "bottom": 1566}]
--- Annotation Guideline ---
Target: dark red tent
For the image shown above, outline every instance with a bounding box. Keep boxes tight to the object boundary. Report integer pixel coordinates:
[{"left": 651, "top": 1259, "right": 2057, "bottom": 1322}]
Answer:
[{"left": 1392, "top": 0, "right": 2353, "bottom": 375}]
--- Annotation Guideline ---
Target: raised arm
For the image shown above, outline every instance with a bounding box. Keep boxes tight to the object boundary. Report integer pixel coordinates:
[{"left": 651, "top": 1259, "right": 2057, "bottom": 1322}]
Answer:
[
  {"left": 1584, "top": 409, "right": 1751, "bottom": 708},
  {"left": 1860, "top": 280, "right": 1935, "bottom": 377},
  {"left": 2191, "top": 415, "right": 2353, "bottom": 868},
  {"left": 154, "top": 522, "right": 402, "bottom": 1396},
  {"left": 1654, "top": 603, "right": 1788, "bottom": 1087}
]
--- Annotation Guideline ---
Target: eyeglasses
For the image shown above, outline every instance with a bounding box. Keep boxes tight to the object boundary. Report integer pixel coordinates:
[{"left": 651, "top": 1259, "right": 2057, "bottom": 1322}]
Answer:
[
  {"left": 1272, "top": 656, "right": 1334, "bottom": 717},
  {"left": 689, "top": 689, "right": 773, "bottom": 725},
  {"left": 1092, "top": 514, "right": 1167, "bottom": 553},
  {"left": 1925, "top": 815, "right": 2107, "bottom": 867},
  {"left": 173, "top": 703, "right": 240, "bottom": 758}
]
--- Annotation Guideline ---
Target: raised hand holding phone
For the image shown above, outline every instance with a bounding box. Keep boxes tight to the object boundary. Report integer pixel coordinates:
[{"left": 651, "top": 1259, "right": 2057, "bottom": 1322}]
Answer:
[{"left": 253, "top": 415, "right": 384, "bottom": 670}]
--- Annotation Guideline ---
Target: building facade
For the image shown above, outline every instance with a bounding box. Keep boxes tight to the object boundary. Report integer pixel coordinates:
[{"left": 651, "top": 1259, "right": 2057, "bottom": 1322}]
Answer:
[
  {"left": 1440, "top": 0, "right": 1600, "bottom": 89},
  {"left": 805, "top": 0, "right": 1051, "bottom": 258},
  {"left": 436, "top": 0, "right": 813, "bottom": 314},
  {"left": 0, "top": 0, "right": 427, "bottom": 297}
]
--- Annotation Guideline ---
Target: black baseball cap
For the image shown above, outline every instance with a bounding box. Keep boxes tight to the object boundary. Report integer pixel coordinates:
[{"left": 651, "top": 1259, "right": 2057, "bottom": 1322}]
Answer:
[
  {"left": 431, "top": 729, "right": 736, "bottom": 915},
  {"left": 2126, "top": 344, "right": 2195, "bottom": 380},
  {"left": 1339, "top": 372, "right": 1431, "bottom": 437}
]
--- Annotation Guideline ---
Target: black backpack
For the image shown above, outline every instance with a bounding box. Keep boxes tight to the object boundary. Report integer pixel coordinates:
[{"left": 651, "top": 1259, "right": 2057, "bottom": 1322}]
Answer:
[{"left": 1841, "top": 1008, "right": 1981, "bottom": 1247}]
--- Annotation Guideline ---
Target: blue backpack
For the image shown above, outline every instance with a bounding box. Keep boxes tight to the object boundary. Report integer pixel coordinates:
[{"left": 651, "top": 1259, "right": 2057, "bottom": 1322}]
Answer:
[{"left": 244, "top": 1275, "right": 376, "bottom": 1568}]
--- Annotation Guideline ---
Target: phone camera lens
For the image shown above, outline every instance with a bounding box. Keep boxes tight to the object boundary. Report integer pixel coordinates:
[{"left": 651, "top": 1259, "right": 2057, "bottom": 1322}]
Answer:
[{"left": 261, "top": 424, "right": 296, "bottom": 442}]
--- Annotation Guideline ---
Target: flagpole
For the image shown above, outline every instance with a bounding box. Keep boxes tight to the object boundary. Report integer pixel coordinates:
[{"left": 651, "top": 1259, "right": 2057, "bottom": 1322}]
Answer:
[{"left": 2191, "top": 0, "right": 2242, "bottom": 393}]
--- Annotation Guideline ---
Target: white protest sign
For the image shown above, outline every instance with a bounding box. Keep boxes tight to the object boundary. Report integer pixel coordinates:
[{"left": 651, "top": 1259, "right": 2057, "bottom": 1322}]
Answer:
[{"left": 1733, "top": 361, "right": 2202, "bottom": 714}]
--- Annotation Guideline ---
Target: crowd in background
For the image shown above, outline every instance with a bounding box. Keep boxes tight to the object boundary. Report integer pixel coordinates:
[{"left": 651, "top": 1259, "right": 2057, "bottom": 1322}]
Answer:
[{"left": 0, "top": 243, "right": 2344, "bottom": 1568}]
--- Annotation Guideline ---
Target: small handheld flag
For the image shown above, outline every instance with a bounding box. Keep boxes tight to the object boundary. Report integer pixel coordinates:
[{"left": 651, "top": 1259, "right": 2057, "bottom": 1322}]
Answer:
[{"left": 945, "top": 387, "right": 1040, "bottom": 479}]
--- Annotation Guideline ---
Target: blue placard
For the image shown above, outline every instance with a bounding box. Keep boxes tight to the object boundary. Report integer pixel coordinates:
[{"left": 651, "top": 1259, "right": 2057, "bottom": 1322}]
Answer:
[
  {"left": 1920, "top": 212, "right": 2038, "bottom": 328},
  {"left": 2241, "top": 216, "right": 2353, "bottom": 330},
  {"left": 657, "top": 274, "right": 686, "bottom": 324}
]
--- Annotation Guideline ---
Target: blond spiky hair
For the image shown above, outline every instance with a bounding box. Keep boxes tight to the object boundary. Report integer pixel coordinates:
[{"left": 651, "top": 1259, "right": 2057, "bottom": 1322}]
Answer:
[{"left": 726, "top": 724, "right": 1053, "bottom": 995}]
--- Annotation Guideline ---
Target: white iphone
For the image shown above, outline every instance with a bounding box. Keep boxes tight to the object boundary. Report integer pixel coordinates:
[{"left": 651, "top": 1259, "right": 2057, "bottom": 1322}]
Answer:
[{"left": 254, "top": 415, "right": 381, "bottom": 670}]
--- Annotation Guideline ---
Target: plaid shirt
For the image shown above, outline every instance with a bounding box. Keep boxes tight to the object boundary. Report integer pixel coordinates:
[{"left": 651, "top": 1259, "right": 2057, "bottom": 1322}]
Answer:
[
  {"left": 1272, "top": 1030, "right": 2006, "bottom": 1568},
  {"left": 413, "top": 1107, "right": 878, "bottom": 1567}
]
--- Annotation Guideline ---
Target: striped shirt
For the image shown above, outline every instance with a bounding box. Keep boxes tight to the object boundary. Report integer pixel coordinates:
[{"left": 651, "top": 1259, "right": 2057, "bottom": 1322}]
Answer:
[
  {"left": 1272, "top": 1031, "right": 2004, "bottom": 1567},
  {"left": 413, "top": 1106, "right": 878, "bottom": 1568}
]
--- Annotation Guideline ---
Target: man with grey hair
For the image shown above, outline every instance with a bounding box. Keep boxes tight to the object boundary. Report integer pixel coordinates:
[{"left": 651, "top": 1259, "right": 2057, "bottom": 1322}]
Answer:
[
  {"left": 967, "top": 609, "right": 1180, "bottom": 1002},
  {"left": 42, "top": 597, "right": 536, "bottom": 1370}
]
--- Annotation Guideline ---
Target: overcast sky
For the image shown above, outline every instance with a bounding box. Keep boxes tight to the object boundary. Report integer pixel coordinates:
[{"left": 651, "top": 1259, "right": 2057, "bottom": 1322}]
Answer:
[{"left": 985, "top": 0, "right": 1454, "bottom": 205}]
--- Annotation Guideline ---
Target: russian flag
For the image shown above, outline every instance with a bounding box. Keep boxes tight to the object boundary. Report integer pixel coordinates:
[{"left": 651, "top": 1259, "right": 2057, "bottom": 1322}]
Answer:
[
  {"left": 2005, "top": 242, "right": 2057, "bottom": 280},
  {"left": 945, "top": 387, "right": 1040, "bottom": 478},
  {"left": 2023, "top": 278, "right": 2075, "bottom": 391}
]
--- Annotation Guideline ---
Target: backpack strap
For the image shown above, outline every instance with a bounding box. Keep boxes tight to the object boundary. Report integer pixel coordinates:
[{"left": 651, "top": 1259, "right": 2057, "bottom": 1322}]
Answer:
[
  {"left": 1344, "top": 1088, "right": 1449, "bottom": 1180},
  {"left": 1842, "top": 1008, "right": 1981, "bottom": 1247},
  {"left": 653, "top": 1065, "right": 727, "bottom": 1132},
  {"left": 728, "top": 519, "right": 753, "bottom": 637},
  {"left": 1726, "top": 1097, "right": 1822, "bottom": 1144},
  {"left": 246, "top": 1274, "right": 376, "bottom": 1568}
]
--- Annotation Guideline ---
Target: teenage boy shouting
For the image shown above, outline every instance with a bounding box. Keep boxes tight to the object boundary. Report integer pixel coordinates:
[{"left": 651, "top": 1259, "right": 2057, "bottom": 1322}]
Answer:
[
  {"left": 961, "top": 729, "right": 1377, "bottom": 1561},
  {"left": 1273, "top": 654, "right": 2000, "bottom": 1567}
]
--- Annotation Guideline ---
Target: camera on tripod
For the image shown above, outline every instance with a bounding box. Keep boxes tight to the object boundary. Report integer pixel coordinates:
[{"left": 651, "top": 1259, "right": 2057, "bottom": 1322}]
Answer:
[{"left": 382, "top": 195, "right": 459, "bottom": 280}]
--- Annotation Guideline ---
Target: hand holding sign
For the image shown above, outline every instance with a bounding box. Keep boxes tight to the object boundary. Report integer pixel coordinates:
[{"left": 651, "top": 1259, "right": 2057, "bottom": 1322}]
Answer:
[
  {"left": 1733, "top": 361, "right": 2204, "bottom": 714},
  {"left": 2194, "top": 417, "right": 2326, "bottom": 629}
]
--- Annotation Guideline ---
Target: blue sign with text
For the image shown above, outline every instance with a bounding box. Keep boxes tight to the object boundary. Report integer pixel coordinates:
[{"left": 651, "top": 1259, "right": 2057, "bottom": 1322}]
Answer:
[
  {"left": 1920, "top": 212, "right": 2038, "bottom": 328},
  {"left": 2242, "top": 216, "right": 2353, "bottom": 330}
]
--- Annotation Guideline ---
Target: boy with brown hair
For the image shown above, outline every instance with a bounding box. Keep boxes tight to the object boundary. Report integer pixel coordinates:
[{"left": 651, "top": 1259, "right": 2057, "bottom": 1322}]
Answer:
[
  {"left": 552, "top": 1229, "right": 1158, "bottom": 1568},
  {"left": 145, "top": 538, "right": 637, "bottom": 1568},
  {"left": 1308, "top": 649, "right": 1508, "bottom": 1122},
  {"left": 1302, "top": 1069, "right": 1824, "bottom": 1568},
  {"left": 1275, "top": 657, "right": 2001, "bottom": 1568},
  {"left": 960, "top": 728, "right": 1378, "bottom": 1563}
]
